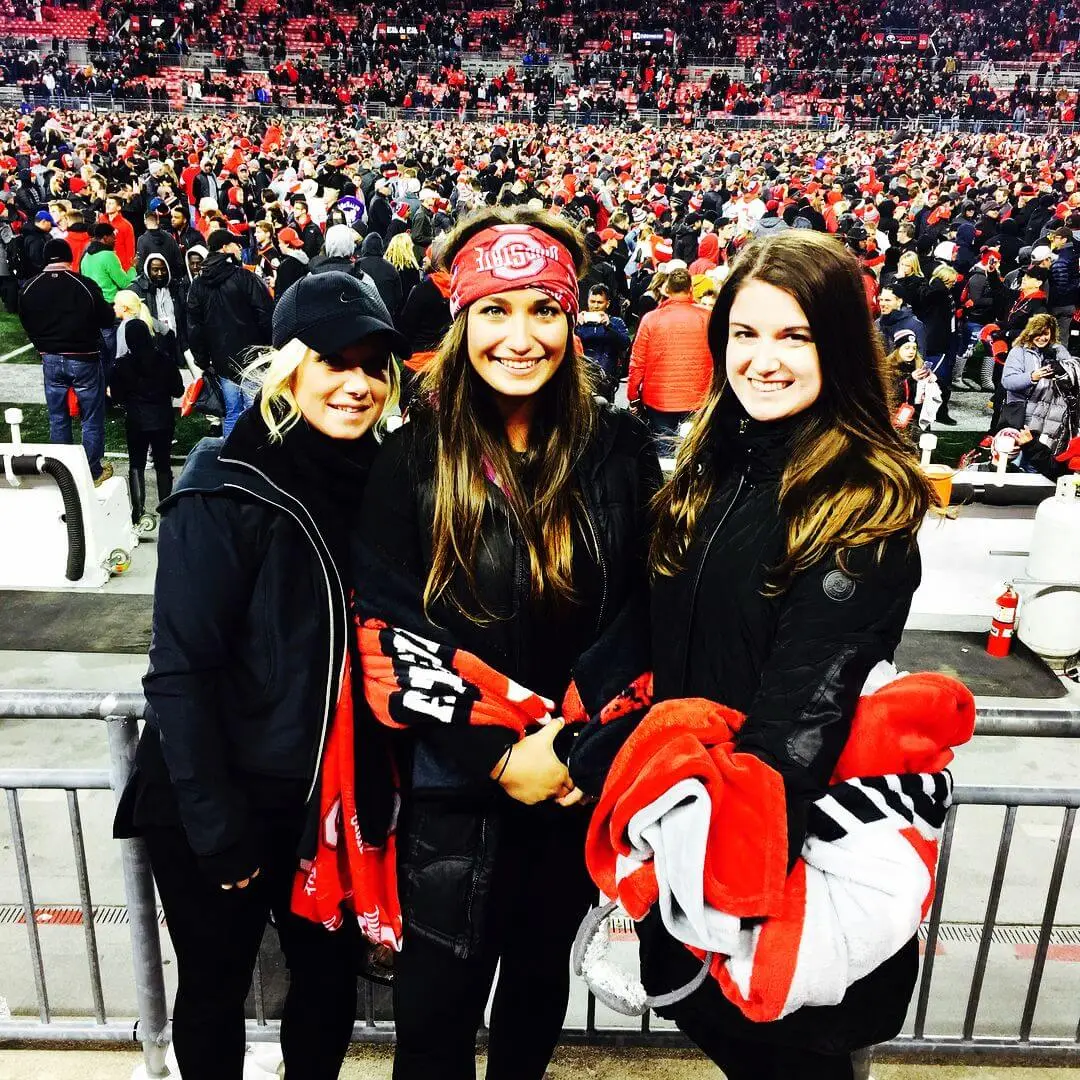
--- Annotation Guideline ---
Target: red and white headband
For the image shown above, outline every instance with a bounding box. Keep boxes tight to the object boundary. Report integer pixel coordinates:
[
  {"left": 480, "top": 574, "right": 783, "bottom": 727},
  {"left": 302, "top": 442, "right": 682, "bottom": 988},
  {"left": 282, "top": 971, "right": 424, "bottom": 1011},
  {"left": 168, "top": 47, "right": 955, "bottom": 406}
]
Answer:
[{"left": 449, "top": 224, "right": 579, "bottom": 319}]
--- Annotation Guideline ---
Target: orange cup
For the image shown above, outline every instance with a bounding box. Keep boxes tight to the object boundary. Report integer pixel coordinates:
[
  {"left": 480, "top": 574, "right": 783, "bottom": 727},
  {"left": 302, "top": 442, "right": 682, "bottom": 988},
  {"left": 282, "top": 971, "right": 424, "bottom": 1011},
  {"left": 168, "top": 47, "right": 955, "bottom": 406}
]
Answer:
[{"left": 923, "top": 463, "right": 955, "bottom": 508}]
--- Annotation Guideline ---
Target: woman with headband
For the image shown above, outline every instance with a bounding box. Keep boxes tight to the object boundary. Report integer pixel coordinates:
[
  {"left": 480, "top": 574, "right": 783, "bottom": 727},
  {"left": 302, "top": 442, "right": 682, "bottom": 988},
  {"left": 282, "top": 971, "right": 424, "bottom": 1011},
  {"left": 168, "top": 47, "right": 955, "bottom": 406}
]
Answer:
[{"left": 355, "top": 207, "right": 661, "bottom": 1079}]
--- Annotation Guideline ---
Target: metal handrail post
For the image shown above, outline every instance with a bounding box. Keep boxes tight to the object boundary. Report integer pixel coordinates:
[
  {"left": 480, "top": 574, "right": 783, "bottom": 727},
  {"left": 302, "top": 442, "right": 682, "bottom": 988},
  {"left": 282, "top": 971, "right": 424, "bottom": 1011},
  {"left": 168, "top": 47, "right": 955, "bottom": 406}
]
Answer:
[{"left": 105, "top": 714, "right": 170, "bottom": 1079}]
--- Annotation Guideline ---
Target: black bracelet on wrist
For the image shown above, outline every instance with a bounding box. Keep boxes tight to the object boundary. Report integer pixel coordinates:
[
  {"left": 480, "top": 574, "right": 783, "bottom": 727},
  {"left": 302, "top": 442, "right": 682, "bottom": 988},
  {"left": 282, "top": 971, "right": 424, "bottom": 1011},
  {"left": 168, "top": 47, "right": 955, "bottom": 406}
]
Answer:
[{"left": 494, "top": 744, "right": 514, "bottom": 783}]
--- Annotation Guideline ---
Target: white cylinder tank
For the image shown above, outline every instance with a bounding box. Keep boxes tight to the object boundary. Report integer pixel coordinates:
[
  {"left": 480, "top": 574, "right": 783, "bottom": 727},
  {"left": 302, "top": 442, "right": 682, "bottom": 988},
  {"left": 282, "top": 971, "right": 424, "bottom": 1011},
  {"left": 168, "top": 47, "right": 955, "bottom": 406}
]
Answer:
[
  {"left": 1018, "top": 475, "right": 1080, "bottom": 663},
  {"left": 1027, "top": 475, "right": 1080, "bottom": 584}
]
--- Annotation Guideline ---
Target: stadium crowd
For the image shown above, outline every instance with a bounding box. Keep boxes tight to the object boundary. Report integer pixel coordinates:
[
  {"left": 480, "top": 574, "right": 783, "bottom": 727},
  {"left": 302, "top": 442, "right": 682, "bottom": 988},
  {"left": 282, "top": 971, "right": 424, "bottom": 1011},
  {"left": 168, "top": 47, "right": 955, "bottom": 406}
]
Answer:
[{"left": 7, "top": 104, "right": 1080, "bottom": 488}]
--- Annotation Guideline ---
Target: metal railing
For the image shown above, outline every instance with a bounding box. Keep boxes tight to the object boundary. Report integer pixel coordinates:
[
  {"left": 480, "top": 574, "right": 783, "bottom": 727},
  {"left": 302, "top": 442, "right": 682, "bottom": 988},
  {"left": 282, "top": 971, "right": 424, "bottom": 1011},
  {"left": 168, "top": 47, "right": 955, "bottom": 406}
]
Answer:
[{"left": 2, "top": 689, "right": 1080, "bottom": 1073}]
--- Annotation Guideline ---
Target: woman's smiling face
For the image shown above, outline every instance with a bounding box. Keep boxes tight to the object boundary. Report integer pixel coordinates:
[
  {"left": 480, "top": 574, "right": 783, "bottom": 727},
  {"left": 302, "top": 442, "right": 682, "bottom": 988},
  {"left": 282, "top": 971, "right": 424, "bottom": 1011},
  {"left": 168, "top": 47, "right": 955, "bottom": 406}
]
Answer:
[
  {"left": 466, "top": 288, "right": 569, "bottom": 404},
  {"left": 725, "top": 278, "right": 822, "bottom": 422}
]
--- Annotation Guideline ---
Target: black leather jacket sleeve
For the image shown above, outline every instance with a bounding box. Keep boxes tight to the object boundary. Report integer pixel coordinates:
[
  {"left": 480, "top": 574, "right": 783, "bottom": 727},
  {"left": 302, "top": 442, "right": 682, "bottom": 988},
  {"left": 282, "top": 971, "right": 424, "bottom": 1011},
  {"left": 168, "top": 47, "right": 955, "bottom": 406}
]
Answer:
[
  {"left": 143, "top": 494, "right": 264, "bottom": 878},
  {"left": 358, "top": 428, "right": 517, "bottom": 781},
  {"left": 734, "top": 535, "right": 921, "bottom": 861}
]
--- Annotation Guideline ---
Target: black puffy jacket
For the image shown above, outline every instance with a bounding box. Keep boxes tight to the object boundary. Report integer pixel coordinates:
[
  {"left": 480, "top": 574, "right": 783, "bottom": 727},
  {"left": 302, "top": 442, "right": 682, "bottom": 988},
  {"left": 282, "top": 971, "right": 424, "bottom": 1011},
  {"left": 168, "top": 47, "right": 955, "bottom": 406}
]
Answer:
[
  {"left": 186, "top": 252, "right": 273, "bottom": 381},
  {"left": 643, "top": 395, "right": 923, "bottom": 1053},
  {"left": 357, "top": 405, "right": 662, "bottom": 956}
]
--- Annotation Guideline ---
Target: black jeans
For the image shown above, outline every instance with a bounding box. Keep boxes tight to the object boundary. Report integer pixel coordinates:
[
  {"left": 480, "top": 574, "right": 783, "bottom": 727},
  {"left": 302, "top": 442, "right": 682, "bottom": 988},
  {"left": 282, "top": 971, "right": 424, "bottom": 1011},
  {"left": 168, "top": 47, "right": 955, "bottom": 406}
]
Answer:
[
  {"left": 392, "top": 803, "right": 596, "bottom": 1080},
  {"left": 144, "top": 811, "right": 359, "bottom": 1080},
  {"left": 126, "top": 423, "right": 174, "bottom": 520}
]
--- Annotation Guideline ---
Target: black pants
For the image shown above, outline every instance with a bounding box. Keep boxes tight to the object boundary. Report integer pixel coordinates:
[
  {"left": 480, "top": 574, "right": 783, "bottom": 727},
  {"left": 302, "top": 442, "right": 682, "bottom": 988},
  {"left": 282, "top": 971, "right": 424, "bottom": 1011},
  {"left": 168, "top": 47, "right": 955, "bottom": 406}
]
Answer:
[
  {"left": 392, "top": 804, "right": 596, "bottom": 1080},
  {"left": 126, "top": 423, "right": 174, "bottom": 521},
  {"left": 672, "top": 1006, "right": 854, "bottom": 1080},
  {"left": 144, "top": 812, "right": 359, "bottom": 1080}
]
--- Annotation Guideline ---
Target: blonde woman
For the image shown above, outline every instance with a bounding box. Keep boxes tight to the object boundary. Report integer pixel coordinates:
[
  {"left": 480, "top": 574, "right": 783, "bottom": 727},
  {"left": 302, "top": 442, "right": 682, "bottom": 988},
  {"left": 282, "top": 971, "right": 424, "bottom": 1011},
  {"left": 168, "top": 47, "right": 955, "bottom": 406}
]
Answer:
[
  {"left": 110, "top": 291, "right": 179, "bottom": 528},
  {"left": 384, "top": 230, "right": 421, "bottom": 301},
  {"left": 113, "top": 271, "right": 410, "bottom": 1080}
]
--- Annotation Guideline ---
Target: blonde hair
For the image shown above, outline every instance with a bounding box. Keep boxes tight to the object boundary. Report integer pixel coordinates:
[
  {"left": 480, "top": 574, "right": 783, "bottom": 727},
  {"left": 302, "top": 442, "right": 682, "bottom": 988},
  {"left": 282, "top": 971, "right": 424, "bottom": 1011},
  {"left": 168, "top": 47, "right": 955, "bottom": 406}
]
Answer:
[
  {"left": 897, "top": 251, "right": 923, "bottom": 277},
  {"left": 931, "top": 263, "right": 958, "bottom": 286},
  {"left": 1016, "top": 313, "right": 1059, "bottom": 347},
  {"left": 249, "top": 338, "right": 401, "bottom": 443},
  {"left": 384, "top": 232, "right": 420, "bottom": 271},
  {"left": 114, "top": 290, "right": 154, "bottom": 329}
]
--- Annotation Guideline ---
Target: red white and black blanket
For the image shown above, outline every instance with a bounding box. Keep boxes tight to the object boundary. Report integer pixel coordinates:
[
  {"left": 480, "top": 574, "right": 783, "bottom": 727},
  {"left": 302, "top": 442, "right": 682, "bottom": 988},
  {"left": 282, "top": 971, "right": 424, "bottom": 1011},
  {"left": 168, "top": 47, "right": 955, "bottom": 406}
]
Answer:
[{"left": 584, "top": 666, "right": 976, "bottom": 1021}]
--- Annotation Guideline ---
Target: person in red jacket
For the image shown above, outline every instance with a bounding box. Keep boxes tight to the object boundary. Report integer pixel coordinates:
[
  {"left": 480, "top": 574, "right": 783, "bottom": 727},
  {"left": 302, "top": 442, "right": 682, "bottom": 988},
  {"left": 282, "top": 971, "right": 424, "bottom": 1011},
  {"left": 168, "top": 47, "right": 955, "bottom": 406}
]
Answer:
[
  {"left": 627, "top": 267, "right": 712, "bottom": 453},
  {"left": 101, "top": 194, "right": 136, "bottom": 272}
]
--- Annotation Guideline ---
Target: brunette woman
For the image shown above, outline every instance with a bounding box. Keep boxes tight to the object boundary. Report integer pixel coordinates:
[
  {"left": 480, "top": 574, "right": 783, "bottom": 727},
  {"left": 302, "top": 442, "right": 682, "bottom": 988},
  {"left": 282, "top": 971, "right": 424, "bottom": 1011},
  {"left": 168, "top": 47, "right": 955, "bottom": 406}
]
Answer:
[
  {"left": 114, "top": 272, "right": 409, "bottom": 1079},
  {"left": 643, "top": 232, "right": 932, "bottom": 1080},
  {"left": 357, "top": 207, "right": 661, "bottom": 1080}
]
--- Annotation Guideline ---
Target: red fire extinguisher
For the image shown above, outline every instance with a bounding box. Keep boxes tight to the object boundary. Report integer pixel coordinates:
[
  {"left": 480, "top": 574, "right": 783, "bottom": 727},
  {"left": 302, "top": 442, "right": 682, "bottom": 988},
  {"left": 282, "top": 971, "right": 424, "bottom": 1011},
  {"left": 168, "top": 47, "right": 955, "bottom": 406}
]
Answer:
[{"left": 987, "top": 584, "right": 1019, "bottom": 657}]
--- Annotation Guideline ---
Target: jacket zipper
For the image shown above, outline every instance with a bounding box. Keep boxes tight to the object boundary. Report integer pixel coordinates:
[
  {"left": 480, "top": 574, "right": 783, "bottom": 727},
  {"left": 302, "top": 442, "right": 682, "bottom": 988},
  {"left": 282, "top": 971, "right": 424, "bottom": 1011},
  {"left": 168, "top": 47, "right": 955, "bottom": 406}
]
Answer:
[
  {"left": 581, "top": 499, "right": 608, "bottom": 633},
  {"left": 678, "top": 420, "right": 751, "bottom": 693},
  {"left": 219, "top": 456, "right": 346, "bottom": 803},
  {"left": 462, "top": 815, "right": 489, "bottom": 949}
]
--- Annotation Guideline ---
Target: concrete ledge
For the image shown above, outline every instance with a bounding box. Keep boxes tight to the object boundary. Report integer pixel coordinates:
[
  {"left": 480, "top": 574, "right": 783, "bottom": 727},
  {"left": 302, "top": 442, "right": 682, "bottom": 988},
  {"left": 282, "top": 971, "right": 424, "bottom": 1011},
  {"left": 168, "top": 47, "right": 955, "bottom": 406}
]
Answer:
[{"left": 2, "top": 1047, "right": 1080, "bottom": 1080}]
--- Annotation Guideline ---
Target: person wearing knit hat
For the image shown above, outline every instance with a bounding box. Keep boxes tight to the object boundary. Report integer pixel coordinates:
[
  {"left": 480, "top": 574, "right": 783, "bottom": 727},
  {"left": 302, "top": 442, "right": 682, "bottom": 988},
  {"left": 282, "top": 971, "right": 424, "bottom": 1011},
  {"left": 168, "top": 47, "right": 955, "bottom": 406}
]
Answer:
[
  {"left": 117, "top": 266, "right": 405, "bottom": 1080},
  {"left": 358, "top": 205, "right": 661, "bottom": 1080}
]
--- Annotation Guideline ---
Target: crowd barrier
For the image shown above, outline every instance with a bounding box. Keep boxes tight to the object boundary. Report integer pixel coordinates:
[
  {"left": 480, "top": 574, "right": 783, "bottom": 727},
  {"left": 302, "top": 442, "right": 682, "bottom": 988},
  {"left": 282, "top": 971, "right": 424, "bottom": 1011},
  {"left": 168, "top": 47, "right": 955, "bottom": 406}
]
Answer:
[{"left": 1, "top": 690, "right": 1079, "bottom": 1077}]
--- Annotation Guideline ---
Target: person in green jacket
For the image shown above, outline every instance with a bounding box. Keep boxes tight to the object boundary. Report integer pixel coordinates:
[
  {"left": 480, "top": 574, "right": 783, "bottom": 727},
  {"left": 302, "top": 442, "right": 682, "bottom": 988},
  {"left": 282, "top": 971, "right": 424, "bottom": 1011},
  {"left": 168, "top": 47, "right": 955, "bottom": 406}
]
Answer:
[{"left": 80, "top": 222, "right": 136, "bottom": 371}]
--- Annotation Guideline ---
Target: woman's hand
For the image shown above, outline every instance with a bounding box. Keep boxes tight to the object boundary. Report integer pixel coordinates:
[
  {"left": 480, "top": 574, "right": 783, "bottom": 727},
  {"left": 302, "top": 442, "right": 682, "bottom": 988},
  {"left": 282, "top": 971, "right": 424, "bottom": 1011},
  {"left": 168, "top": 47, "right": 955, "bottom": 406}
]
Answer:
[
  {"left": 1032, "top": 365, "right": 1055, "bottom": 382},
  {"left": 494, "top": 720, "right": 572, "bottom": 805}
]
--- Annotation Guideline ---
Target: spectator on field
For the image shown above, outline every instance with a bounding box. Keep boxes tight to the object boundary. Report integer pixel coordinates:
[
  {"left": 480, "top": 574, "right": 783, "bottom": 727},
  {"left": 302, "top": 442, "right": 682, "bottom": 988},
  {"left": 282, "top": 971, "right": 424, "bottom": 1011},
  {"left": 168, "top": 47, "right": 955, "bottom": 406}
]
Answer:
[
  {"left": 627, "top": 267, "right": 712, "bottom": 454},
  {"left": 18, "top": 210, "right": 55, "bottom": 281},
  {"left": 876, "top": 285, "right": 927, "bottom": 358},
  {"left": 576, "top": 283, "right": 630, "bottom": 402},
  {"left": 1002, "top": 314, "right": 1078, "bottom": 439},
  {"left": 273, "top": 227, "right": 309, "bottom": 297},
  {"left": 111, "top": 291, "right": 183, "bottom": 525},
  {"left": 186, "top": 229, "right": 273, "bottom": 436},
  {"left": 385, "top": 232, "right": 422, "bottom": 302},
  {"left": 1048, "top": 227, "right": 1079, "bottom": 341},
  {"left": 18, "top": 237, "right": 115, "bottom": 483},
  {"left": 101, "top": 194, "right": 136, "bottom": 272},
  {"left": 356, "top": 232, "right": 404, "bottom": 319},
  {"left": 81, "top": 222, "right": 136, "bottom": 373},
  {"left": 136, "top": 210, "right": 185, "bottom": 281},
  {"left": 132, "top": 253, "right": 188, "bottom": 367}
]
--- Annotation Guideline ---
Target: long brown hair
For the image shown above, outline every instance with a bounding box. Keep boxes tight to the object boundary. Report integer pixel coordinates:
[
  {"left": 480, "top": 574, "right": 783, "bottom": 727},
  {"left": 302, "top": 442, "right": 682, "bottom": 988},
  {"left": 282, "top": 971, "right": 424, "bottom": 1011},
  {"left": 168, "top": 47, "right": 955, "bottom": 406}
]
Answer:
[
  {"left": 420, "top": 206, "right": 596, "bottom": 619},
  {"left": 650, "top": 231, "right": 931, "bottom": 589}
]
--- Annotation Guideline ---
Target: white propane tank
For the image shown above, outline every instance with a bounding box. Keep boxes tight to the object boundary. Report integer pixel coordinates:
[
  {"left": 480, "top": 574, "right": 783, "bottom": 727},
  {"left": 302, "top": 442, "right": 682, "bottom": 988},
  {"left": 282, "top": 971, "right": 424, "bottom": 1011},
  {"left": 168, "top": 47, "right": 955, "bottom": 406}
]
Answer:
[
  {"left": 1017, "top": 474, "right": 1080, "bottom": 664},
  {"left": 1027, "top": 475, "right": 1080, "bottom": 584}
]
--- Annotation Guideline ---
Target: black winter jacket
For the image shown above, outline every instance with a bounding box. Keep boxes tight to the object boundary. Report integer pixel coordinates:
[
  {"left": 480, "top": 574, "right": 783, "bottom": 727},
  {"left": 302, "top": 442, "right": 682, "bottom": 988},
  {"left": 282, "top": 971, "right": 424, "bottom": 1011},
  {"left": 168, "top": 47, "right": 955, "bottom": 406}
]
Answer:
[
  {"left": 964, "top": 264, "right": 1006, "bottom": 324},
  {"left": 642, "top": 397, "right": 922, "bottom": 1053},
  {"left": 186, "top": 252, "right": 273, "bottom": 381},
  {"left": 357, "top": 406, "right": 662, "bottom": 956},
  {"left": 136, "top": 227, "right": 185, "bottom": 281},
  {"left": 920, "top": 277, "right": 956, "bottom": 356},
  {"left": 110, "top": 318, "right": 183, "bottom": 430},
  {"left": 398, "top": 274, "right": 452, "bottom": 353},
  {"left": 18, "top": 263, "right": 114, "bottom": 354},
  {"left": 114, "top": 410, "right": 358, "bottom": 882},
  {"left": 357, "top": 234, "right": 404, "bottom": 318}
]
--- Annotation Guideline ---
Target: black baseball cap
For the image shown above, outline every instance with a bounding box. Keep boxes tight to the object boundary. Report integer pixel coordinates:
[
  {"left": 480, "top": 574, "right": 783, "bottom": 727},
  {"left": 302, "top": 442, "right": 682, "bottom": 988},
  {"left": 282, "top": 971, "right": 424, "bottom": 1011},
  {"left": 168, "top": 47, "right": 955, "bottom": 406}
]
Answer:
[{"left": 272, "top": 271, "right": 412, "bottom": 358}]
